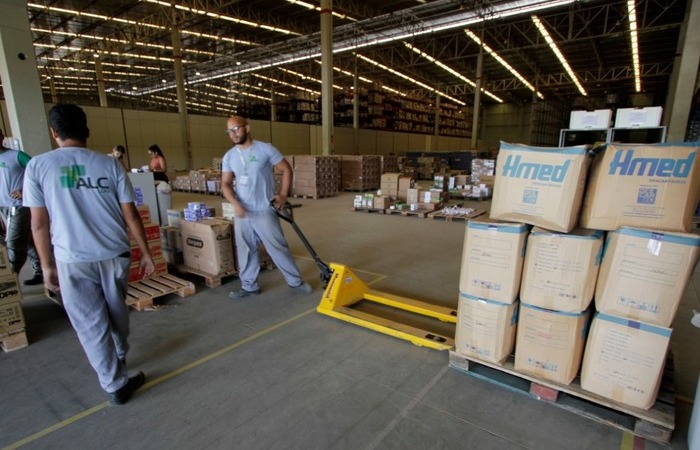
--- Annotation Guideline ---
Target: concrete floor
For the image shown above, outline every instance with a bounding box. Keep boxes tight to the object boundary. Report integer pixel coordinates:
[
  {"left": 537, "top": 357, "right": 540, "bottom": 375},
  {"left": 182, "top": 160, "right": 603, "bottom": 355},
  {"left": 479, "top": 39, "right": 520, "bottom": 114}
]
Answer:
[{"left": 1, "top": 190, "right": 698, "bottom": 450}]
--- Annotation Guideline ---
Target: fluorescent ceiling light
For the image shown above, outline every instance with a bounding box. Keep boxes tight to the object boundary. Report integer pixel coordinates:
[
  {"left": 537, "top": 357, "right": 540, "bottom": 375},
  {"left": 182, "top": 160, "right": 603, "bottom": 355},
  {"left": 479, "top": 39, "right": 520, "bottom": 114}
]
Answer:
[
  {"left": 278, "top": 67, "right": 344, "bottom": 90},
  {"left": 252, "top": 73, "right": 320, "bottom": 96},
  {"left": 531, "top": 15, "right": 587, "bottom": 96},
  {"left": 403, "top": 43, "right": 503, "bottom": 103},
  {"left": 464, "top": 30, "right": 544, "bottom": 100},
  {"left": 285, "top": 0, "right": 357, "bottom": 21},
  {"left": 356, "top": 54, "right": 466, "bottom": 105},
  {"left": 627, "top": 0, "right": 642, "bottom": 92}
]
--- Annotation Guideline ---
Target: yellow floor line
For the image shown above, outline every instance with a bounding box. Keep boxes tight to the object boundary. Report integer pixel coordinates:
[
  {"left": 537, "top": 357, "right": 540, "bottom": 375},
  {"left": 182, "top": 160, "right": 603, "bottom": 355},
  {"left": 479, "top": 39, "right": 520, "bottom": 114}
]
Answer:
[{"left": 3, "top": 308, "right": 316, "bottom": 450}]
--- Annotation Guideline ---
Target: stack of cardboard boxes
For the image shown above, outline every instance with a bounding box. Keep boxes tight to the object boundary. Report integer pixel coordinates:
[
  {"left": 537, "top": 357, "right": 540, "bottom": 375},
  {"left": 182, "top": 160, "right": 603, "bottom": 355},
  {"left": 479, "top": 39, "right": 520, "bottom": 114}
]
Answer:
[
  {"left": 292, "top": 155, "right": 340, "bottom": 198},
  {"left": 340, "top": 155, "right": 381, "bottom": 191},
  {"left": 456, "top": 141, "right": 700, "bottom": 410},
  {"left": 128, "top": 205, "right": 169, "bottom": 282},
  {"left": 0, "top": 247, "right": 27, "bottom": 352}
]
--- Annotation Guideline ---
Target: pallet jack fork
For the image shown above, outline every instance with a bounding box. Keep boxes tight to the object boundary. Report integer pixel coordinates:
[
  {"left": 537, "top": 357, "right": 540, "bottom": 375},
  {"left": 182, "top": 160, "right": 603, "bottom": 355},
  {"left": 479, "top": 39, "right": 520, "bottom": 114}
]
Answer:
[{"left": 275, "top": 202, "right": 457, "bottom": 350}]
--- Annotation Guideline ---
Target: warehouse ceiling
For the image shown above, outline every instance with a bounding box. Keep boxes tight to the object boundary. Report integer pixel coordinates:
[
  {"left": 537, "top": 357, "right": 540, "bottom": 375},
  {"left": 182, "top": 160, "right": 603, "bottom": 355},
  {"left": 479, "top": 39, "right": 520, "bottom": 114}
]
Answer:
[{"left": 5, "top": 0, "right": 690, "bottom": 115}]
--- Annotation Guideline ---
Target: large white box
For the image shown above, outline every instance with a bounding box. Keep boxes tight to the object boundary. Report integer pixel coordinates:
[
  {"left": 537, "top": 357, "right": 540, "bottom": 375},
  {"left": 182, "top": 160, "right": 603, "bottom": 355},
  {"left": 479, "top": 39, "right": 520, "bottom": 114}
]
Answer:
[
  {"left": 181, "top": 219, "right": 235, "bottom": 274},
  {"left": 569, "top": 109, "right": 612, "bottom": 129},
  {"left": 514, "top": 303, "right": 590, "bottom": 385},
  {"left": 490, "top": 142, "right": 590, "bottom": 233},
  {"left": 520, "top": 228, "right": 604, "bottom": 312},
  {"left": 459, "top": 218, "right": 530, "bottom": 304},
  {"left": 454, "top": 293, "right": 519, "bottom": 364},
  {"left": 615, "top": 106, "right": 663, "bottom": 128},
  {"left": 595, "top": 227, "right": 700, "bottom": 327},
  {"left": 581, "top": 312, "right": 671, "bottom": 410},
  {"left": 580, "top": 142, "right": 700, "bottom": 232}
]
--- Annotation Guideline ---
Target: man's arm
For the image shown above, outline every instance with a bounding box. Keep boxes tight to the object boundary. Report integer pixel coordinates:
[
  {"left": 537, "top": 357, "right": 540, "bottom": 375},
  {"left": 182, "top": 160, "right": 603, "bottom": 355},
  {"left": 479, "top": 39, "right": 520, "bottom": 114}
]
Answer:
[
  {"left": 121, "top": 202, "right": 155, "bottom": 277},
  {"left": 272, "top": 158, "right": 292, "bottom": 209},
  {"left": 221, "top": 171, "right": 246, "bottom": 218},
  {"left": 30, "top": 207, "right": 58, "bottom": 291}
]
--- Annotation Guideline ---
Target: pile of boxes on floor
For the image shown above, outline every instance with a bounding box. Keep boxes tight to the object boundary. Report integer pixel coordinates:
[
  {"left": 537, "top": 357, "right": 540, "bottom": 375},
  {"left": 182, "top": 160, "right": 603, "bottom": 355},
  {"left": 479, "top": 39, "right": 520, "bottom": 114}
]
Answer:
[
  {"left": 128, "top": 205, "right": 169, "bottom": 282},
  {"left": 456, "top": 140, "right": 700, "bottom": 410},
  {"left": 160, "top": 202, "right": 237, "bottom": 276}
]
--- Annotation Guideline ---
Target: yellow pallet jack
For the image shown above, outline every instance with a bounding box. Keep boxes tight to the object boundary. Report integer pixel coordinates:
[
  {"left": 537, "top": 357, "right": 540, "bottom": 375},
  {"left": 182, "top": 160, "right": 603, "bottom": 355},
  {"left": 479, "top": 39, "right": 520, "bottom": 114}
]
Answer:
[{"left": 276, "top": 203, "right": 457, "bottom": 350}]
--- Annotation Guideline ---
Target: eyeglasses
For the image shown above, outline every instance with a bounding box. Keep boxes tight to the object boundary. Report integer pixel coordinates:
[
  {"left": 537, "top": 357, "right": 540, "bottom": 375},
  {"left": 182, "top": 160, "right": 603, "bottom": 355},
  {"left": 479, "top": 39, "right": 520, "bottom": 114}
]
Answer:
[{"left": 225, "top": 125, "right": 245, "bottom": 134}]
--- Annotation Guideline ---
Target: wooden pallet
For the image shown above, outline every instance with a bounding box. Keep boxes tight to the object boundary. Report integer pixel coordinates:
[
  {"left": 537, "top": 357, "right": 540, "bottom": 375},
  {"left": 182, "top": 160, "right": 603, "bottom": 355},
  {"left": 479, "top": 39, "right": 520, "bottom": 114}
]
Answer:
[
  {"left": 126, "top": 274, "right": 196, "bottom": 311},
  {"left": 448, "top": 351, "right": 675, "bottom": 445},
  {"left": 175, "top": 265, "right": 238, "bottom": 288},
  {"left": 387, "top": 207, "right": 436, "bottom": 218},
  {"left": 1, "top": 329, "right": 29, "bottom": 352},
  {"left": 427, "top": 209, "right": 486, "bottom": 222},
  {"left": 352, "top": 207, "right": 387, "bottom": 214}
]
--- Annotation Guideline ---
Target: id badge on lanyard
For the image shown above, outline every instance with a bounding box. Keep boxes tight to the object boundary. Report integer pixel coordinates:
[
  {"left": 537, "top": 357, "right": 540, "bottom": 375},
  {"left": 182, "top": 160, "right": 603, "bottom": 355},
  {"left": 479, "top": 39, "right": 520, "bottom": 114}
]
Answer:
[{"left": 237, "top": 148, "right": 250, "bottom": 186}]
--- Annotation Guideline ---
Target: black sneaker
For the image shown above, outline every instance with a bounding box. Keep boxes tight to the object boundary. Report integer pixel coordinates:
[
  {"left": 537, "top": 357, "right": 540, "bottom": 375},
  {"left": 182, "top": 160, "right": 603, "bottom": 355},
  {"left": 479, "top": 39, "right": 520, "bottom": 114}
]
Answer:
[
  {"left": 109, "top": 371, "right": 145, "bottom": 406},
  {"left": 229, "top": 288, "right": 261, "bottom": 299},
  {"left": 23, "top": 274, "right": 44, "bottom": 286}
]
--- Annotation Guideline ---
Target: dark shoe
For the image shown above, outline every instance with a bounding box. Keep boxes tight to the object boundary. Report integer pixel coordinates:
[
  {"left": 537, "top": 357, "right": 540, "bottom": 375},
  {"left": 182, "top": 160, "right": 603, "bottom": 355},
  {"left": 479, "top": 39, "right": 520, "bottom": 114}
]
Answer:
[
  {"left": 229, "top": 288, "right": 261, "bottom": 299},
  {"left": 23, "top": 274, "right": 44, "bottom": 286},
  {"left": 290, "top": 281, "right": 312, "bottom": 295},
  {"left": 109, "top": 371, "right": 145, "bottom": 406}
]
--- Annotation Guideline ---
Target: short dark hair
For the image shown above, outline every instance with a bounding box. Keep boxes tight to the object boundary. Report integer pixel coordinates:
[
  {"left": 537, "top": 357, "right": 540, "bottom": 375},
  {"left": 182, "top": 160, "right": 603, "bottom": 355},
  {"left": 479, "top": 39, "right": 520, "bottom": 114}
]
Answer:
[
  {"left": 49, "top": 104, "right": 89, "bottom": 141},
  {"left": 115, "top": 145, "right": 126, "bottom": 154}
]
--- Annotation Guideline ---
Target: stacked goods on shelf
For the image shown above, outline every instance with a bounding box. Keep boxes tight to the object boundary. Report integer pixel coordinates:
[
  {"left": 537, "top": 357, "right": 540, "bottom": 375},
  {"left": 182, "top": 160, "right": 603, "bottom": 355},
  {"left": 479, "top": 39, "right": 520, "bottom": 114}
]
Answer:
[
  {"left": 455, "top": 218, "right": 529, "bottom": 364},
  {"left": 292, "top": 155, "right": 340, "bottom": 198},
  {"left": 128, "top": 205, "right": 168, "bottom": 282},
  {"left": 490, "top": 143, "right": 589, "bottom": 233},
  {"left": 380, "top": 155, "right": 399, "bottom": 173},
  {"left": 0, "top": 246, "right": 27, "bottom": 351},
  {"left": 212, "top": 157, "right": 223, "bottom": 171},
  {"left": 514, "top": 228, "right": 603, "bottom": 385},
  {"left": 470, "top": 158, "right": 496, "bottom": 194},
  {"left": 340, "top": 155, "right": 380, "bottom": 191}
]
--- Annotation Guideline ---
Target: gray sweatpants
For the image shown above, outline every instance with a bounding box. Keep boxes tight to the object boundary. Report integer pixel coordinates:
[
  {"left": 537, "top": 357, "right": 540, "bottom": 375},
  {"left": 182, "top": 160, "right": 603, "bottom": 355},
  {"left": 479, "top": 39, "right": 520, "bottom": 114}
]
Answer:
[
  {"left": 234, "top": 209, "right": 303, "bottom": 292},
  {"left": 56, "top": 257, "right": 131, "bottom": 393}
]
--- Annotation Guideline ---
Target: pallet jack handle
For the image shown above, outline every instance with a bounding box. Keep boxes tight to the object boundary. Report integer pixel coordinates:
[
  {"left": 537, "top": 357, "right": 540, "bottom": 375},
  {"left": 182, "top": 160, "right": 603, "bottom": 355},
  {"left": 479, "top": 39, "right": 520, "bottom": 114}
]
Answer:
[{"left": 272, "top": 201, "right": 334, "bottom": 288}]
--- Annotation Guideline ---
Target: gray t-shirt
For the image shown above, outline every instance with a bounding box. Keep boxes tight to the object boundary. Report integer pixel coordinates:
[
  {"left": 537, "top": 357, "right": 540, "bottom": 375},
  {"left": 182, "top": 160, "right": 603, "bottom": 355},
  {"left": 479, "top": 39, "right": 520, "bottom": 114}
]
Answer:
[
  {"left": 222, "top": 140, "right": 283, "bottom": 212},
  {"left": 0, "top": 149, "right": 31, "bottom": 207},
  {"left": 23, "top": 147, "right": 136, "bottom": 263}
]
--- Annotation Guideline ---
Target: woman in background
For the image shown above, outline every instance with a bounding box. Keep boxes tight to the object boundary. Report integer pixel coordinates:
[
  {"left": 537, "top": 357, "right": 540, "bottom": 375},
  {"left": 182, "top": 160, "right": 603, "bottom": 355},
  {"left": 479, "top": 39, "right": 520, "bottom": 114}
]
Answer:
[
  {"left": 147, "top": 144, "right": 169, "bottom": 182},
  {"left": 110, "top": 145, "right": 129, "bottom": 171}
]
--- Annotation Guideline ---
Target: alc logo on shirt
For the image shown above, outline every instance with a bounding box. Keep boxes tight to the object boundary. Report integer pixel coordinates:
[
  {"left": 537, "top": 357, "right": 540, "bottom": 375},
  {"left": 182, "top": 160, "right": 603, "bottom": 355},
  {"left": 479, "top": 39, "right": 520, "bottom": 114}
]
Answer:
[{"left": 60, "top": 165, "right": 110, "bottom": 192}]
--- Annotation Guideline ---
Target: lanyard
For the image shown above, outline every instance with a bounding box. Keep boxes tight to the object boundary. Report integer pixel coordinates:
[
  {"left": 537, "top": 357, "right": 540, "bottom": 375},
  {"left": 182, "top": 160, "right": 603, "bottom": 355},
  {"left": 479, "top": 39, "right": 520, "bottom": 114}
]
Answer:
[{"left": 237, "top": 147, "right": 249, "bottom": 174}]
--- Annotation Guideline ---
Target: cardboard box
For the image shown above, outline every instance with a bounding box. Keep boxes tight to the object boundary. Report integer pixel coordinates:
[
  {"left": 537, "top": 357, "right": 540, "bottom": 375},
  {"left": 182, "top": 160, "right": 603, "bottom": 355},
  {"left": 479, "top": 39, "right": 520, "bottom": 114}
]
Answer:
[
  {"left": 181, "top": 219, "right": 235, "bottom": 274},
  {"left": 0, "top": 246, "right": 11, "bottom": 276},
  {"left": 580, "top": 143, "right": 700, "bottom": 232},
  {"left": 373, "top": 195, "right": 391, "bottom": 210},
  {"left": 459, "top": 218, "right": 529, "bottom": 304},
  {"left": 0, "top": 272, "right": 22, "bottom": 305},
  {"left": 514, "top": 304, "right": 590, "bottom": 385},
  {"left": 594, "top": 227, "right": 700, "bottom": 327},
  {"left": 520, "top": 228, "right": 604, "bottom": 312},
  {"left": 136, "top": 205, "right": 151, "bottom": 223},
  {"left": 167, "top": 209, "right": 185, "bottom": 228},
  {"left": 614, "top": 106, "right": 663, "bottom": 128},
  {"left": 569, "top": 109, "right": 612, "bottom": 129},
  {"left": 128, "top": 256, "right": 168, "bottom": 283},
  {"left": 454, "top": 293, "right": 519, "bottom": 364},
  {"left": 0, "top": 299, "right": 25, "bottom": 335},
  {"left": 490, "top": 142, "right": 590, "bottom": 232},
  {"left": 397, "top": 176, "right": 413, "bottom": 201},
  {"left": 580, "top": 312, "right": 671, "bottom": 410},
  {"left": 160, "top": 226, "right": 183, "bottom": 251}
]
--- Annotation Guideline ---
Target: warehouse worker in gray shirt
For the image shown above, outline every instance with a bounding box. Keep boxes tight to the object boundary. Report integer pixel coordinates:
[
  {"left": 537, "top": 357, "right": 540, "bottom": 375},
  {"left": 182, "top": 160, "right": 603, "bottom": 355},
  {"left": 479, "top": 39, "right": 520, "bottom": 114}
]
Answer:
[
  {"left": 24, "top": 104, "right": 155, "bottom": 406},
  {"left": 221, "top": 115, "right": 312, "bottom": 298},
  {"left": 0, "top": 128, "right": 43, "bottom": 285}
]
